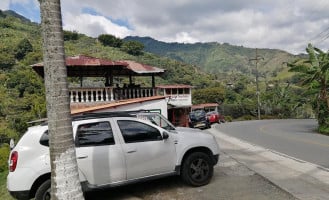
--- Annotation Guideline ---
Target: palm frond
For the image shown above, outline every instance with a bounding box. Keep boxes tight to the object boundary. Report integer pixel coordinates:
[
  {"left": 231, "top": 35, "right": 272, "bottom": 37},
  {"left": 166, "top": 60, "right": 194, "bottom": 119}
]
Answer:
[{"left": 306, "top": 44, "right": 320, "bottom": 68}]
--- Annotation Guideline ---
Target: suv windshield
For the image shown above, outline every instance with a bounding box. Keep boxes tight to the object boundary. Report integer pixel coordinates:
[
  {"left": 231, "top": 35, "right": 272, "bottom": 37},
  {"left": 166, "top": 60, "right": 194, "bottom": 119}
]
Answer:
[
  {"left": 136, "top": 113, "right": 176, "bottom": 131},
  {"left": 189, "top": 110, "right": 206, "bottom": 120}
]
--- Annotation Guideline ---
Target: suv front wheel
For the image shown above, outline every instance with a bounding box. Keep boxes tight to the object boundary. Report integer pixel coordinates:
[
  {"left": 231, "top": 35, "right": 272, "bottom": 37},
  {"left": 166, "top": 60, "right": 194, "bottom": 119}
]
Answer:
[
  {"left": 35, "top": 179, "right": 51, "bottom": 200},
  {"left": 181, "top": 152, "right": 214, "bottom": 186}
]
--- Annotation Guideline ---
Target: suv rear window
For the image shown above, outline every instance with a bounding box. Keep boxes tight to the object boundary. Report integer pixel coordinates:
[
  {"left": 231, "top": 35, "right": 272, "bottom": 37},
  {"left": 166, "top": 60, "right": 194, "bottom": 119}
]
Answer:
[
  {"left": 40, "top": 122, "right": 115, "bottom": 147},
  {"left": 76, "top": 121, "right": 114, "bottom": 147}
]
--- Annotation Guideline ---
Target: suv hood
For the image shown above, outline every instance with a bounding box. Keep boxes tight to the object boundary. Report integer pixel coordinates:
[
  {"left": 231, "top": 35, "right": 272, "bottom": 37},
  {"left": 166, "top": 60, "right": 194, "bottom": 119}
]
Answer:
[{"left": 175, "top": 127, "right": 209, "bottom": 135}]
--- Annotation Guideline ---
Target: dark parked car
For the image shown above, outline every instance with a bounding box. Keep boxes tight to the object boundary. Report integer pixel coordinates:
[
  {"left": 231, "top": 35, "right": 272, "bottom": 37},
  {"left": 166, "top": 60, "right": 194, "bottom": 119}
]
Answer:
[
  {"left": 207, "top": 111, "right": 225, "bottom": 124},
  {"left": 188, "top": 110, "right": 211, "bottom": 129}
]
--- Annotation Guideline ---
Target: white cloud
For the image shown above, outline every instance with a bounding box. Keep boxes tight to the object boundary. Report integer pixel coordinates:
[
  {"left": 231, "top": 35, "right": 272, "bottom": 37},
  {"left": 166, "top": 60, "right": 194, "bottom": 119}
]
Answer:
[
  {"left": 63, "top": 13, "right": 131, "bottom": 38},
  {"left": 8, "top": 0, "right": 329, "bottom": 54},
  {"left": 174, "top": 32, "right": 198, "bottom": 43},
  {"left": 0, "top": 0, "right": 10, "bottom": 10}
]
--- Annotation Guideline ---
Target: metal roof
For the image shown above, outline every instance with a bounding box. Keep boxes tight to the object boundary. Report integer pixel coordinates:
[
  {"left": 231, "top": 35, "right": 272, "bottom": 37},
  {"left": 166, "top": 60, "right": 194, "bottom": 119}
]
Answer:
[
  {"left": 31, "top": 55, "right": 165, "bottom": 77},
  {"left": 123, "top": 60, "right": 165, "bottom": 74}
]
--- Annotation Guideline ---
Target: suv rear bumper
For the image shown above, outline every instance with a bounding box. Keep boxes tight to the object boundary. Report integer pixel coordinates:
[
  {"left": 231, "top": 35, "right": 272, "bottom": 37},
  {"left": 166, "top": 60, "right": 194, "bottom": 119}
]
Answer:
[{"left": 9, "top": 190, "right": 30, "bottom": 200}]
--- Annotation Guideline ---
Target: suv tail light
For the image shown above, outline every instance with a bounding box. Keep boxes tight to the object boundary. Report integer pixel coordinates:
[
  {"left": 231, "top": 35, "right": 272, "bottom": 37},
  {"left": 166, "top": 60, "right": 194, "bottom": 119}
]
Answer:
[{"left": 9, "top": 151, "right": 18, "bottom": 172}]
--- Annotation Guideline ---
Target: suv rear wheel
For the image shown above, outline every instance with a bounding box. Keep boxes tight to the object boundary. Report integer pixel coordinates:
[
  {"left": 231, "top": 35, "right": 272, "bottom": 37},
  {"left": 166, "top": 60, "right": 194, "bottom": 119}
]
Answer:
[
  {"left": 181, "top": 152, "right": 213, "bottom": 186},
  {"left": 35, "top": 179, "right": 51, "bottom": 200}
]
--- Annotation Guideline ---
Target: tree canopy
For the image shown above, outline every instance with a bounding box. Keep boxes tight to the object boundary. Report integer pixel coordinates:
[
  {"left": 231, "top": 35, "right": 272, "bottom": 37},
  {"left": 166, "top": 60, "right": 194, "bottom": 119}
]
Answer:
[
  {"left": 288, "top": 44, "right": 329, "bottom": 134},
  {"left": 98, "top": 34, "right": 123, "bottom": 48},
  {"left": 121, "top": 40, "right": 144, "bottom": 56},
  {"left": 15, "top": 38, "right": 33, "bottom": 60}
]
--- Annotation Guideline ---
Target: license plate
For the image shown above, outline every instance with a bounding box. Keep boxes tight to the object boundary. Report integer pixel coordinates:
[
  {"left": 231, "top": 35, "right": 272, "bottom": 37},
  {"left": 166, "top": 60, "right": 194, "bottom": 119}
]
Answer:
[{"left": 195, "top": 122, "right": 205, "bottom": 128}]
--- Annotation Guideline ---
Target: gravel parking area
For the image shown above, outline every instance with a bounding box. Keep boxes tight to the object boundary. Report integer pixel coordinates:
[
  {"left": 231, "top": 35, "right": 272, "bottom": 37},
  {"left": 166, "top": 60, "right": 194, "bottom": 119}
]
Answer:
[{"left": 85, "top": 152, "right": 297, "bottom": 200}]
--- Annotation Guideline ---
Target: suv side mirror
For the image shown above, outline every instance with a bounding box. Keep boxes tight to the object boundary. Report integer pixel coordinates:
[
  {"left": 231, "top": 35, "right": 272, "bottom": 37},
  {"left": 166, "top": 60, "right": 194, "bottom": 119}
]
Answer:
[{"left": 162, "top": 131, "right": 169, "bottom": 140}]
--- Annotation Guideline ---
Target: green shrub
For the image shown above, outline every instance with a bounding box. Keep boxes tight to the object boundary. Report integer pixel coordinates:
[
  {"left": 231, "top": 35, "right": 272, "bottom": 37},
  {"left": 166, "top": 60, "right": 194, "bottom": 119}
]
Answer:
[
  {"left": 0, "top": 169, "right": 13, "bottom": 200},
  {"left": 241, "top": 115, "right": 255, "bottom": 120},
  {"left": 98, "top": 34, "right": 122, "bottom": 47},
  {"left": 224, "top": 115, "right": 233, "bottom": 122},
  {"left": 261, "top": 115, "right": 278, "bottom": 119},
  {"left": 319, "top": 125, "right": 329, "bottom": 135},
  {"left": 15, "top": 38, "right": 33, "bottom": 60},
  {"left": 0, "top": 144, "right": 10, "bottom": 172},
  {"left": 235, "top": 115, "right": 255, "bottom": 121}
]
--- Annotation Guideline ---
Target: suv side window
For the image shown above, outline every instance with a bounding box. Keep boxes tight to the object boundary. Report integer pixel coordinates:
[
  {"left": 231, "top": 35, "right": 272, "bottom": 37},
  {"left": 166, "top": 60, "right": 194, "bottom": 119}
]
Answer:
[
  {"left": 117, "top": 120, "right": 162, "bottom": 143},
  {"left": 136, "top": 114, "right": 175, "bottom": 131},
  {"left": 76, "top": 121, "right": 114, "bottom": 147}
]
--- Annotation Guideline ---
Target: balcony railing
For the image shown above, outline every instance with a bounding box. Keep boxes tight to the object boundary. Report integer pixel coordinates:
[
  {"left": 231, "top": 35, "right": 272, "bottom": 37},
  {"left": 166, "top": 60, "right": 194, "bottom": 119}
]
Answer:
[{"left": 69, "top": 87, "right": 157, "bottom": 103}]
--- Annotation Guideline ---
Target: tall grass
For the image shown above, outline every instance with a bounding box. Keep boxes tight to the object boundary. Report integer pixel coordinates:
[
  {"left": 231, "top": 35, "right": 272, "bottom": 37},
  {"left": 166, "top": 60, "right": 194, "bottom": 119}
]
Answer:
[{"left": 0, "top": 170, "right": 14, "bottom": 200}]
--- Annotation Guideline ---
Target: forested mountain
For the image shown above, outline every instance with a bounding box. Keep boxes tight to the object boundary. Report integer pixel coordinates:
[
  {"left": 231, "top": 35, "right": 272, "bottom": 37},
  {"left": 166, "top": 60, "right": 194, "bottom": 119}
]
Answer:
[
  {"left": 1, "top": 10, "right": 32, "bottom": 23},
  {"left": 124, "top": 36, "right": 303, "bottom": 79}
]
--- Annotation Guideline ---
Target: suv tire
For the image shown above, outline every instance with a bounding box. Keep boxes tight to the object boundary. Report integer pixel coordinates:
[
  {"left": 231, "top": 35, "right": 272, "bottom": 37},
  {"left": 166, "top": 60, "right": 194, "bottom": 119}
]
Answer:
[
  {"left": 181, "top": 152, "right": 213, "bottom": 186},
  {"left": 35, "top": 179, "right": 51, "bottom": 200}
]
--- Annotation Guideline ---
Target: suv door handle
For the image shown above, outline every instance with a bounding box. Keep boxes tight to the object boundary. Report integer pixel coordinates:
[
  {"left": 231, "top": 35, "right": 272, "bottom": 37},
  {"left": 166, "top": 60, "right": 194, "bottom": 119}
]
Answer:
[
  {"left": 77, "top": 156, "right": 88, "bottom": 159},
  {"left": 127, "top": 150, "right": 136, "bottom": 153}
]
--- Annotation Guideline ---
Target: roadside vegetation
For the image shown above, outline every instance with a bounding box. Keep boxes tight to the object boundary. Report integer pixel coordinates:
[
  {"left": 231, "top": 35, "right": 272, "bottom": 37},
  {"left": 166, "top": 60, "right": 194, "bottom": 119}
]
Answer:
[
  {"left": 0, "top": 144, "right": 12, "bottom": 199},
  {"left": 288, "top": 44, "right": 329, "bottom": 135},
  {"left": 0, "top": 170, "right": 13, "bottom": 200}
]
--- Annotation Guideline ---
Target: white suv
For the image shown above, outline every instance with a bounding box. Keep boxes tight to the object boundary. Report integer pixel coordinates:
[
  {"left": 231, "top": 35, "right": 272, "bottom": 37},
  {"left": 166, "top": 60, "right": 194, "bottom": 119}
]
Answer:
[{"left": 7, "top": 111, "right": 220, "bottom": 200}]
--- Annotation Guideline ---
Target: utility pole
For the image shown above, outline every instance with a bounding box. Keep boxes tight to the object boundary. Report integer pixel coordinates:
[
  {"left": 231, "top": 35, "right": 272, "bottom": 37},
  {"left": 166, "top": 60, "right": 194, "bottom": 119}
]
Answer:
[{"left": 249, "top": 48, "right": 263, "bottom": 120}]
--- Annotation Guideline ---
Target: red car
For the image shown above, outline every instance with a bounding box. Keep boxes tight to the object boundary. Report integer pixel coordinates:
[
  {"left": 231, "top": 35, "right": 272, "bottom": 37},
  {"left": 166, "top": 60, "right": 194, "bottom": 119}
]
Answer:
[{"left": 206, "top": 111, "right": 225, "bottom": 124}]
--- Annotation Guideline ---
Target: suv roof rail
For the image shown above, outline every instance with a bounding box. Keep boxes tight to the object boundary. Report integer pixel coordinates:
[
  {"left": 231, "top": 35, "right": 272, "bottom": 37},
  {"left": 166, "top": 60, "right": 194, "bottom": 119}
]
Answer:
[
  {"left": 73, "top": 110, "right": 149, "bottom": 121},
  {"left": 32, "top": 110, "right": 151, "bottom": 126}
]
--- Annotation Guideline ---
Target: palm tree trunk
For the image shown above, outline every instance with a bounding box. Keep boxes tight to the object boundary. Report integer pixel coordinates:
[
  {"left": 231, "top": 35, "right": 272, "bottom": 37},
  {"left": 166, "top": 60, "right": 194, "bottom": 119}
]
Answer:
[{"left": 39, "top": 0, "right": 84, "bottom": 199}]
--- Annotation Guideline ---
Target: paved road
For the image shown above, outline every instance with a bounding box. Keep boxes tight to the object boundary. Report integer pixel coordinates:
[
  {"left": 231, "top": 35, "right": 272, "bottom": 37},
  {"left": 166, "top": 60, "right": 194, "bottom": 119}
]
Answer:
[
  {"left": 208, "top": 126, "right": 329, "bottom": 200},
  {"left": 215, "top": 119, "right": 329, "bottom": 168}
]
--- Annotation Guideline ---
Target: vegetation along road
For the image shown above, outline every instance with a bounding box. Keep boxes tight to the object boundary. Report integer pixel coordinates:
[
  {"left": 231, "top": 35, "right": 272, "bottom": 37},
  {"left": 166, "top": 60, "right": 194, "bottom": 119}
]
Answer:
[{"left": 215, "top": 119, "right": 329, "bottom": 168}]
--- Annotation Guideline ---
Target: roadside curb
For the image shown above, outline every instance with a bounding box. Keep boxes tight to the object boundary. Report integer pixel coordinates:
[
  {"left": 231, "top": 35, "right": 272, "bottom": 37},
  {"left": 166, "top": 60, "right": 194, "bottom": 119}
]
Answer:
[{"left": 208, "top": 127, "right": 329, "bottom": 200}]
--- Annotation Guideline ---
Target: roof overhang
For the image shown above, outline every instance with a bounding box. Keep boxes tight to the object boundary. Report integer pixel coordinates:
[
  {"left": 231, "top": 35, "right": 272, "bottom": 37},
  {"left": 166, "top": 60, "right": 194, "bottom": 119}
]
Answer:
[
  {"left": 192, "top": 103, "right": 219, "bottom": 110},
  {"left": 121, "top": 60, "right": 165, "bottom": 76},
  {"left": 31, "top": 55, "right": 165, "bottom": 78}
]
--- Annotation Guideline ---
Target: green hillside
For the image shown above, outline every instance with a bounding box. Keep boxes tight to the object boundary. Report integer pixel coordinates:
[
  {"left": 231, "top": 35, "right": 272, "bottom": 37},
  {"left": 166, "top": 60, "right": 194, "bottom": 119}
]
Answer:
[{"left": 124, "top": 36, "right": 304, "bottom": 80}]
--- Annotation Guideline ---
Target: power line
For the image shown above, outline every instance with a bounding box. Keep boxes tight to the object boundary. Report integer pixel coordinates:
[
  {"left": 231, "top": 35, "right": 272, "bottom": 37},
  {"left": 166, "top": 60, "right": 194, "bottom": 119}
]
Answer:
[
  {"left": 310, "top": 26, "right": 329, "bottom": 45},
  {"left": 311, "top": 26, "right": 329, "bottom": 41}
]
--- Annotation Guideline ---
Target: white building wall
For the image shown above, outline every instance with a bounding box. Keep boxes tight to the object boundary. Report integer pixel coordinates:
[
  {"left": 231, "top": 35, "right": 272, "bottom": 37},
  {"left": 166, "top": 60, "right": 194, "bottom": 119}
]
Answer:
[
  {"left": 161, "top": 88, "right": 192, "bottom": 107},
  {"left": 93, "top": 99, "right": 168, "bottom": 118}
]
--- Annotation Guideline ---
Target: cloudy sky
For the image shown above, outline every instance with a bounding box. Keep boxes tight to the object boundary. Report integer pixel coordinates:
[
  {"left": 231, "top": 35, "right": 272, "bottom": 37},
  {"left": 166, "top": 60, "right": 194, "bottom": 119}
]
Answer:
[{"left": 1, "top": 0, "right": 329, "bottom": 54}]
